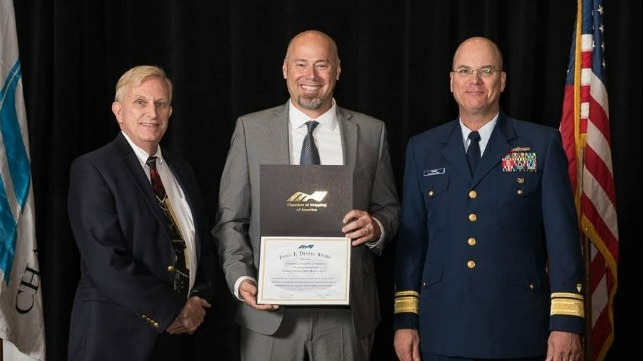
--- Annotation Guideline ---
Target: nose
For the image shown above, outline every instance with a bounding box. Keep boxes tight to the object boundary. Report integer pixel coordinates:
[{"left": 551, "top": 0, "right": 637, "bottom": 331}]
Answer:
[
  {"left": 303, "top": 64, "right": 317, "bottom": 79},
  {"left": 470, "top": 72, "right": 483, "bottom": 83},
  {"left": 145, "top": 103, "right": 158, "bottom": 117}
]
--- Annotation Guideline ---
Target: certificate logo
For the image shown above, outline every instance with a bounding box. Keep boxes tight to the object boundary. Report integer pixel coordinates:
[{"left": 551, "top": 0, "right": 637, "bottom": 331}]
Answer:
[
  {"left": 287, "top": 190, "right": 329, "bottom": 212},
  {"left": 287, "top": 191, "right": 328, "bottom": 202}
]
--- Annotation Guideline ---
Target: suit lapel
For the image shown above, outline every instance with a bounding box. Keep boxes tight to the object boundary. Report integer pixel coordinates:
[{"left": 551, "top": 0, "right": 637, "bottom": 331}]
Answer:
[
  {"left": 441, "top": 122, "right": 472, "bottom": 178},
  {"left": 114, "top": 134, "right": 172, "bottom": 239},
  {"left": 165, "top": 156, "right": 202, "bottom": 256},
  {"left": 337, "top": 107, "right": 356, "bottom": 166},
  {"left": 472, "top": 114, "right": 517, "bottom": 185},
  {"left": 266, "top": 103, "right": 291, "bottom": 164}
]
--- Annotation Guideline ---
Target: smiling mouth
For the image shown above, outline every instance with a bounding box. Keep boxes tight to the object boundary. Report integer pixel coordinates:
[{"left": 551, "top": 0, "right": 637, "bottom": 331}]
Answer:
[{"left": 301, "top": 84, "right": 321, "bottom": 91}]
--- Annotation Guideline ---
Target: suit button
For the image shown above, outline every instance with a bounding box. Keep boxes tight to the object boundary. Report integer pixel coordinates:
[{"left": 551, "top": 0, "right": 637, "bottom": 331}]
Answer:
[
  {"left": 428, "top": 190, "right": 434, "bottom": 197},
  {"left": 467, "top": 260, "right": 476, "bottom": 268},
  {"left": 467, "top": 237, "right": 476, "bottom": 246},
  {"left": 468, "top": 190, "right": 477, "bottom": 199},
  {"left": 167, "top": 265, "right": 175, "bottom": 272},
  {"left": 468, "top": 213, "right": 477, "bottom": 222},
  {"left": 517, "top": 189, "right": 524, "bottom": 195}
]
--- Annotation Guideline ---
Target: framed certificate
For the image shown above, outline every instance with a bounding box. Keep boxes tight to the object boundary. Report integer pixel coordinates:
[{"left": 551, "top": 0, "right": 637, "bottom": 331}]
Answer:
[
  {"left": 257, "top": 236, "right": 351, "bottom": 305},
  {"left": 258, "top": 165, "right": 353, "bottom": 305}
]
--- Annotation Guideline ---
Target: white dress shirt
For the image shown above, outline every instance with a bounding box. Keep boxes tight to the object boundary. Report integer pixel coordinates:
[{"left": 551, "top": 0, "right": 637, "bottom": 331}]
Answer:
[{"left": 459, "top": 113, "right": 499, "bottom": 156}]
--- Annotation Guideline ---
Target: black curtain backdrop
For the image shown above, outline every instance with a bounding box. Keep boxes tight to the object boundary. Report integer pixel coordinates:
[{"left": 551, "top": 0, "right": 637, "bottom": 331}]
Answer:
[{"left": 11, "top": 1, "right": 640, "bottom": 360}]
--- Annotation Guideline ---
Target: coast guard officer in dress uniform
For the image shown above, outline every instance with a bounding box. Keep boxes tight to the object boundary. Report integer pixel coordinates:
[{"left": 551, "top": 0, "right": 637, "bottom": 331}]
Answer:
[{"left": 393, "top": 37, "right": 585, "bottom": 361}]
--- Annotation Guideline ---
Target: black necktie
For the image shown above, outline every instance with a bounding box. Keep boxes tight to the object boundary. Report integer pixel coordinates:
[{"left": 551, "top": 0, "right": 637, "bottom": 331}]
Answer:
[
  {"left": 300, "top": 121, "right": 320, "bottom": 165},
  {"left": 467, "top": 131, "right": 481, "bottom": 175},
  {"left": 146, "top": 156, "right": 190, "bottom": 297}
]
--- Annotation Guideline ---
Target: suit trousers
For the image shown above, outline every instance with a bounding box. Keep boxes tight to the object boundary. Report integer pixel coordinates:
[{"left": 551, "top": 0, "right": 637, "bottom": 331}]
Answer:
[{"left": 240, "top": 307, "right": 373, "bottom": 361}]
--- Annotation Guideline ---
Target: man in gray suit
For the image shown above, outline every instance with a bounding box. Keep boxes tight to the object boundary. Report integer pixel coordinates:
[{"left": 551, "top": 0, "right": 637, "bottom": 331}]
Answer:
[{"left": 212, "top": 30, "right": 400, "bottom": 361}]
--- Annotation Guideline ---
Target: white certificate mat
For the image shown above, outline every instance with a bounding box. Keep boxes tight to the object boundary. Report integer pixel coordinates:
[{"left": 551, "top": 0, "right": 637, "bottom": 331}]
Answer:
[{"left": 257, "top": 236, "right": 351, "bottom": 305}]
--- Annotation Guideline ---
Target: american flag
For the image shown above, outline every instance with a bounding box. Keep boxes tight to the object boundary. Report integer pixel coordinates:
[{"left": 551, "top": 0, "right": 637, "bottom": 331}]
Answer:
[{"left": 559, "top": 0, "right": 619, "bottom": 360}]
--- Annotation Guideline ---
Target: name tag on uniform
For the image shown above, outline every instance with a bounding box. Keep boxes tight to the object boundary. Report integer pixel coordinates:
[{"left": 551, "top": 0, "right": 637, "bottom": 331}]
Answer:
[{"left": 423, "top": 168, "right": 445, "bottom": 176}]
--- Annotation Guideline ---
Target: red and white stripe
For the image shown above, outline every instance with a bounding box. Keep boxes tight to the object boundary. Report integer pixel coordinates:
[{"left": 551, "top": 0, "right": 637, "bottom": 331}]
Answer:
[{"left": 560, "top": 2, "right": 619, "bottom": 360}]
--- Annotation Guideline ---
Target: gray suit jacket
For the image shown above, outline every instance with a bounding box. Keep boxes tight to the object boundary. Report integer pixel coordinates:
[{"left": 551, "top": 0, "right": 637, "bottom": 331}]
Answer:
[{"left": 213, "top": 102, "right": 400, "bottom": 338}]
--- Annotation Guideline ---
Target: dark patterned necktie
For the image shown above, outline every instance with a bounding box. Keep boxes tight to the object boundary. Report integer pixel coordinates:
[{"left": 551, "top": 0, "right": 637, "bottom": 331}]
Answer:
[
  {"left": 146, "top": 156, "right": 190, "bottom": 297},
  {"left": 467, "top": 131, "right": 481, "bottom": 175},
  {"left": 300, "top": 121, "right": 320, "bottom": 165}
]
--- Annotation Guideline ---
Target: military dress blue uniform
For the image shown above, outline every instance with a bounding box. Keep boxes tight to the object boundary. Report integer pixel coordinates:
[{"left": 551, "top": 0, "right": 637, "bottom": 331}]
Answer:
[{"left": 394, "top": 113, "right": 585, "bottom": 359}]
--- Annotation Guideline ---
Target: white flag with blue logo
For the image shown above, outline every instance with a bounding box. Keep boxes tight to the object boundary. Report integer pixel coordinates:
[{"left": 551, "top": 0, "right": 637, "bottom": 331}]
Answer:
[{"left": 1, "top": 0, "right": 47, "bottom": 359}]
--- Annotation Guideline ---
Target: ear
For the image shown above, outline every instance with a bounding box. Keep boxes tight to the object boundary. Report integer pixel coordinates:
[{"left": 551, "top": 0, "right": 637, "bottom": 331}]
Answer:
[
  {"left": 111, "top": 102, "right": 123, "bottom": 123},
  {"left": 336, "top": 64, "right": 341, "bottom": 80},
  {"left": 500, "top": 71, "right": 507, "bottom": 92},
  {"left": 282, "top": 61, "right": 288, "bottom": 79}
]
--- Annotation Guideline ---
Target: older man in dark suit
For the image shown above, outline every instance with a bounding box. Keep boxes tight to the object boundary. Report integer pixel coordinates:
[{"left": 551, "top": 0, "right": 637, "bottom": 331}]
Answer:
[{"left": 67, "top": 65, "right": 214, "bottom": 361}]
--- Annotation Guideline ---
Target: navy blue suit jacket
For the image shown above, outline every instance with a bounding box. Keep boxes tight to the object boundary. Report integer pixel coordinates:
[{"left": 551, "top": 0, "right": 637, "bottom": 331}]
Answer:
[
  {"left": 394, "top": 113, "right": 584, "bottom": 358},
  {"left": 67, "top": 133, "right": 215, "bottom": 361}
]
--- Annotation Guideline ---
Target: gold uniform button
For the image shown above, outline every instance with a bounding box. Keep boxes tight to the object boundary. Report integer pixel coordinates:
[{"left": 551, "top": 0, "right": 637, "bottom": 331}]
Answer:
[
  {"left": 422, "top": 281, "right": 426, "bottom": 287},
  {"left": 468, "top": 190, "right": 477, "bottom": 199},
  {"left": 517, "top": 177, "right": 525, "bottom": 184},
  {"left": 529, "top": 284, "right": 535, "bottom": 290},
  {"left": 467, "top": 237, "right": 476, "bottom": 246},
  {"left": 153, "top": 322, "right": 160, "bottom": 328},
  {"left": 167, "top": 265, "right": 175, "bottom": 272},
  {"left": 468, "top": 213, "right": 477, "bottom": 222},
  {"left": 467, "top": 260, "right": 476, "bottom": 268},
  {"left": 428, "top": 190, "right": 434, "bottom": 197},
  {"left": 517, "top": 189, "right": 524, "bottom": 195}
]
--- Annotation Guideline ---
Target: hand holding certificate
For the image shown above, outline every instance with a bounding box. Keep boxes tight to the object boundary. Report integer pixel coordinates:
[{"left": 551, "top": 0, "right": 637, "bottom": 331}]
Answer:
[{"left": 258, "top": 165, "right": 352, "bottom": 305}]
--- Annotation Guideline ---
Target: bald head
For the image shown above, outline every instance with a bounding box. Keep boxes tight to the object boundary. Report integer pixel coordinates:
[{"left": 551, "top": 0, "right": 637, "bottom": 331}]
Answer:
[
  {"left": 282, "top": 30, "right": 342, "bottom": 117},
  {"left": 449, "top": 36, "right": 506, "bottom": 127},
  {"left": 285, "top": 30, "right": 340, "bottom": 65},
  {"left": 453, "top": 37, "right": 503, "bottom": 71}
]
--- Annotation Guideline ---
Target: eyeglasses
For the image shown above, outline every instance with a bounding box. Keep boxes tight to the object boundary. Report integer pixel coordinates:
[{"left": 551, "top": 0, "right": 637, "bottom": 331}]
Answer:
[{"left": 452, "top": 67, "right": 502, "bottom": 78}]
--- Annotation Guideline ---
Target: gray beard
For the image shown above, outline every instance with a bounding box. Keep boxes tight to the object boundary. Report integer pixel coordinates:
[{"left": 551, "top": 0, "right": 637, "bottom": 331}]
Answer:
[{"left": 297, "top": 96, "right": 324, "bottom": 110}]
